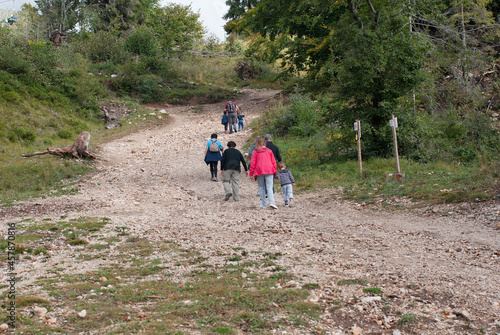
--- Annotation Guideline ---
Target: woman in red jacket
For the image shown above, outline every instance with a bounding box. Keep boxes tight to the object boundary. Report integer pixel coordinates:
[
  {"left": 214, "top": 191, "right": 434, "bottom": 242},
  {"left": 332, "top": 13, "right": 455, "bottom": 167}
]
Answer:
[{"left": 249, "top": 137, "right": 277, "bottom": 209}]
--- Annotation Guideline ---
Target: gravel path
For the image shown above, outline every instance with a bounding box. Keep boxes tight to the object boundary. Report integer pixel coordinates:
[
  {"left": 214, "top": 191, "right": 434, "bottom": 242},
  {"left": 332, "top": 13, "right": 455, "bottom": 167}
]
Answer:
[{"left": 1, "top": 89, "right": 499, "bottom": 334}]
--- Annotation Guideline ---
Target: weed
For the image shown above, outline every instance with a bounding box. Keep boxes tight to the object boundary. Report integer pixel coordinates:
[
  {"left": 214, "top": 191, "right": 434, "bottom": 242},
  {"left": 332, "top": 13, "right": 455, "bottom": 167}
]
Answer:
[
  {"left": 337, "top": 278, "right": 368, "bottom": 286},
  {"left": 363, "top": 287, "right": 383, "bottom": 295},
  {"left": 33, "top": 246, "right": 48, "bottom": 255},
  {"left": 397, "top": 313, "right": 417, "bottom": 328},
  {"left": 302, "top": 283, "right": 320, "bottom": 290}
]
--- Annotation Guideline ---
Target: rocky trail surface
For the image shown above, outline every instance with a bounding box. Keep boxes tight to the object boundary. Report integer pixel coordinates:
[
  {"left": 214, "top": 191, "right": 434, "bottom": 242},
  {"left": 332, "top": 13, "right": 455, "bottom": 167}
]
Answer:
[{"left": 1, "top": 89, "right": 499, "bottom": 334}]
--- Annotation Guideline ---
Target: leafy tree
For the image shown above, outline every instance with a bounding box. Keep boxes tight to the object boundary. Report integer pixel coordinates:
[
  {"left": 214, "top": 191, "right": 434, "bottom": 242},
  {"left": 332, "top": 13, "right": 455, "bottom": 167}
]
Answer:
[
  {"left": 224, "top": 0, "right": 260, "bottom": 33},
  {"left": 35, "top": 0, "right": 80, "bottom": 32},
  {"left": 147, "top": 3, "right": 205, "bottom": 57}
]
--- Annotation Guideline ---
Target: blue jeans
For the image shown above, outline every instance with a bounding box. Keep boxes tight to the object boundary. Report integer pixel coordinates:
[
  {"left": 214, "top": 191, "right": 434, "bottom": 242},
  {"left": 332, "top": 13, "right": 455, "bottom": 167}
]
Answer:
[
  {"left": 281, "top": 184, "right": 293, "bottom": 202},
  {"left": 238, "top": 121, "right": 244, "bottom": 131},
  {"left": 257, "top": 174, "right": 275, "bottom": 207}
]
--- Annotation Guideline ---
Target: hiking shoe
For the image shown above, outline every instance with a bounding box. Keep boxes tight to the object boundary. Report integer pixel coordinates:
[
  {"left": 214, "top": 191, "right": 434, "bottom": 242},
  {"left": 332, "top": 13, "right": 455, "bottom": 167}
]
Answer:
[
  {"left": 289, "top": 198, "right": 293, "bottom": 207},
  {"left": 224, "top": 193, "right": 232, "bottom": 201},
  {"left": 214, "top": 178, "right": 218, "bottom": 182},
  {"left": 269, "top": 204, "right": 277, "bottom": 209},
  {"left": 284, "top": 201, "right": 289, "bottom": 207}
]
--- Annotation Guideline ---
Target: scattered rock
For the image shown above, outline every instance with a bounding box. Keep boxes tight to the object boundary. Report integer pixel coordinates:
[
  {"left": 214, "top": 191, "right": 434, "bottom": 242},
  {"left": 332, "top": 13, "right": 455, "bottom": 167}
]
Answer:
[
  {"left": 361, "top": 296, "right": 382, "bottom": 304},
  {"left": 34, "top": 306, "right": 47, "bottom": 318},
  {"left": 78, "top": 310, "right": 87, "bottom": 318},
  {"left": 283, "top": 280, "right": 299, "bottom": 288},
  {"left": 351, "top": 326, "right": 363, "bottom": 335},
  {"left": 0, "top": 324, "right": 9, "bottom": 331}
]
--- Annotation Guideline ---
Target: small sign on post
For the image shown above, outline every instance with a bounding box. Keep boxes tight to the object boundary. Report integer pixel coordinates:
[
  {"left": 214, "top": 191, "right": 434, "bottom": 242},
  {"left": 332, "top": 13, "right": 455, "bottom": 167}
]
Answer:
[
  {"left": 354, "top": 120, "right": 362, "bottom": 176},
  {"left": 390, "top": 114, "right": 405, "bottom": 181}
]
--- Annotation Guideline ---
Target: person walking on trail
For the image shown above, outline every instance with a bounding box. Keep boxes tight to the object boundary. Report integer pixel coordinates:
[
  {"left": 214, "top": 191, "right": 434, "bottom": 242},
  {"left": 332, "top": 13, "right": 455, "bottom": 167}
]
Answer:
[
  {"left": 225, "top": 100, "right": 239, "bottom": 134},
  {"left": 264, "top": 134, "right": 282, "bottom": 163},
  {"left": 204, "top": 133, "right": 223, "bottom": 182},
  {"left": 221, "top": 111, "right": 229, "bottom": 133},
  {"left": 237, "top": 112, "right": 245, "bottom": 131},
  {"left": 275, "top": 161, "right": 295, "bottom": 207},
  {"left": 249, "top": 137, "right": 278, "bottom": 209},
  {"left": 221, "top": 141, "right": 248, "bottom": 202},
  {"left": 247, "top": 135, "right": 260, "bottom": 161}
]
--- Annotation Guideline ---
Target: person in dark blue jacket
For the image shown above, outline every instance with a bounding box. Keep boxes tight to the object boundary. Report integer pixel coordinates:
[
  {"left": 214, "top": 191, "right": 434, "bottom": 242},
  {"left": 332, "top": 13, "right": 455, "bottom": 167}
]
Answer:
[
  {"left": 221, "top": 111, "right": 228, "bottom": 133},
  {"left": 204, "top": 133, "right": 223, "bottom": 181}
]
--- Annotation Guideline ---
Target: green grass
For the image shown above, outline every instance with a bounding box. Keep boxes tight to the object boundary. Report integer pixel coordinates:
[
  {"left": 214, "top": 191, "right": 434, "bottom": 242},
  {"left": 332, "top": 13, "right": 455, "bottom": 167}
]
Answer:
[
  {"left": 6, "top": 226, "right": 321, "bottom": 334},
  {"left": 269, "top": 136, "right": 500, "bottom": 205},
  {"left": 363, "top": 287, "right": 383, "bottom": 295},
  {"left": 337, "top": 278, "right": 368, "bottom": 286}
]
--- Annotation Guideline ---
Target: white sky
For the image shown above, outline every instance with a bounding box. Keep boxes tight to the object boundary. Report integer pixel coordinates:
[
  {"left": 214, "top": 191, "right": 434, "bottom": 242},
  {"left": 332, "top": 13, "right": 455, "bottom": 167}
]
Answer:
[{"left": 0, "top": 0, "right": 229, "bottom": 41}]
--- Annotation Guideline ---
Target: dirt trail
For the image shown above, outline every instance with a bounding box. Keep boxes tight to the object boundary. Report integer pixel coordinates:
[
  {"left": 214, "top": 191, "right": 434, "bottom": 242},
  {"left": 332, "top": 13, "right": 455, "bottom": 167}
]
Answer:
[{"left": 1, "top": 89, "right": 499, "bottom": 334}]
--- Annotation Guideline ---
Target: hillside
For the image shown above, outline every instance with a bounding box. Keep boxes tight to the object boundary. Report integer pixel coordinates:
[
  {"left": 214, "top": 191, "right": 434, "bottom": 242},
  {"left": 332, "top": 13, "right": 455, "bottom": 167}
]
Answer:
[{"left": 0, "top": 89, "right": 499, "bottom": 334}]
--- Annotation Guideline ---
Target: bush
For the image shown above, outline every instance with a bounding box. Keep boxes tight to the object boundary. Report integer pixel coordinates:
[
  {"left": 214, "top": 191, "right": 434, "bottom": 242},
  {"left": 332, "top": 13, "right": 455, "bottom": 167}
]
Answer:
[
  {"left": 7, "top": 128, "right": 36, "bottom": 144},
  {"left": 261, "top": 93, "right": 321, "bottom": 138},
  {"left": 124, "top": 27, "right": 160, "bottom": 57},
  {"left": 74, "top": 31, "right": 129, "bottom": 64}
]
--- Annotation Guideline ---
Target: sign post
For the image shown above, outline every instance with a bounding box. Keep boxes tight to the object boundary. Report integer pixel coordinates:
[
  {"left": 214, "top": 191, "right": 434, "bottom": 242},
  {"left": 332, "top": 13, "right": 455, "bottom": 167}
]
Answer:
[
  {"left": 354, "top": 120, "right": 362, "bottom": 176},
  {"left": 390, "top": 114, "right": 405, "bottom": 181}
]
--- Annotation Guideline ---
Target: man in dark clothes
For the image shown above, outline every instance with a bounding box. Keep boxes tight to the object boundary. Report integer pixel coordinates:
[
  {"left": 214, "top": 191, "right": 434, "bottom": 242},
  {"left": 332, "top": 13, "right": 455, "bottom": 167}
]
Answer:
[
  {"left": 221, "top": 141, "right": 248, "bottom": 202},
  {"left": 264, "top": 134, "right": 282, "bottom": 163}
]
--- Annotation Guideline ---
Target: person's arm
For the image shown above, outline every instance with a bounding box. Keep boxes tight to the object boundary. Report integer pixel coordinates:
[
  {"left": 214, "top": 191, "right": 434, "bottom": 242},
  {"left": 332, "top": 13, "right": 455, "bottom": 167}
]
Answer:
[
  {"left": 240, "top": 153, "right": 248, "bottom": 174},
  {"left": 289, "top": 171, "right": 295, "bottom": 184},
  {"left": 271, "top": 152, "right": 277, "bottom": 176},
  {"left": 249, "top": 154, "right": 256, "bottom": 177},
  {"left": 219, "top": 141, "right": 224, "bottom": 153},
  {"left": 276, "top": 147, "right": 282, "bottom": 163}
]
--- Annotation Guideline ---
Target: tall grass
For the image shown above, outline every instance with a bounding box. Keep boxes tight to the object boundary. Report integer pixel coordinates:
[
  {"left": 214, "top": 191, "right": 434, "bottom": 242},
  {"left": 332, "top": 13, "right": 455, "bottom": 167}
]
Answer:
[{"left": 273, "top": 135, "right": 500, "bottom": 204}]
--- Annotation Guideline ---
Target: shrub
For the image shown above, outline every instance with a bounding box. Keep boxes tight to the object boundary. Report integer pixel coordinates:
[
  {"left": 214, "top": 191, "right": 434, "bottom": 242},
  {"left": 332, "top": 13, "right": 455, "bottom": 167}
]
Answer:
[
  {"left": 124, "top": 27, "right": 160, "bottom": 57},
  {"left": 8, "top": 128, "right": 36, "bottom": 144},
  {"left": 75, "top": 31, "right": 129, "bottom": 64}
]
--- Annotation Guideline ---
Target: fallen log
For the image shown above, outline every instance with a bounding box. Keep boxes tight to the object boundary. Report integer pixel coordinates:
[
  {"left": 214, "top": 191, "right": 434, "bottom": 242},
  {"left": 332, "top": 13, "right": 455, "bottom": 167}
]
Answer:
[{"left": 22, "top": 131, "right": 97, "bottom": 159}]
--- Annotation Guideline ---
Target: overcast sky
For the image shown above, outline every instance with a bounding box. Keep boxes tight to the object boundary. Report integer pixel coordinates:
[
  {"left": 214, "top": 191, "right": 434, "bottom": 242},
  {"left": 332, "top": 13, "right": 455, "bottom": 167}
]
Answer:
[{"left": 0, "top": 0, "right": 229, "bottom": 40}]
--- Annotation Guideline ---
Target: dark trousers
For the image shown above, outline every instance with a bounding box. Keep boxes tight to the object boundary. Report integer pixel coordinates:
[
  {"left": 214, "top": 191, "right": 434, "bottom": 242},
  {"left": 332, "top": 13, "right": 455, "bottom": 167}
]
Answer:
[{"left": 209, "top": 162, "right": 218, "bottom": 178}]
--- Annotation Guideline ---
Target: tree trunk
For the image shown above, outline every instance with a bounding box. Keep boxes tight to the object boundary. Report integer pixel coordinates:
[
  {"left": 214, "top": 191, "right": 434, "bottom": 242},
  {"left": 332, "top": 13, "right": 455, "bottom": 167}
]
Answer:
[{"left": 22, "top": 131, "right": 96, "bottom": 159}]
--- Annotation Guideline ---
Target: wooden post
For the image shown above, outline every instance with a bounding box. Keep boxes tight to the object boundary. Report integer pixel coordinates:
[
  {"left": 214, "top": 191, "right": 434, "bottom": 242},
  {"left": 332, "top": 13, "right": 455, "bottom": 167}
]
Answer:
[
  {"left": 391, "top": 114, "right": 405, "bottom": 181},
  {"left": 355, "top": 120, "right": 362, "bottom": 176}
]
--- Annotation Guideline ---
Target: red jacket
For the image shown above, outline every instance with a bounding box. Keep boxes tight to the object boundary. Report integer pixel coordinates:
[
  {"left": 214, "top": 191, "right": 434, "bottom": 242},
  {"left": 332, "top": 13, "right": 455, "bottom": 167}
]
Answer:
[{"left": 249, "top": 146, "right": 277, "bottom": 177}]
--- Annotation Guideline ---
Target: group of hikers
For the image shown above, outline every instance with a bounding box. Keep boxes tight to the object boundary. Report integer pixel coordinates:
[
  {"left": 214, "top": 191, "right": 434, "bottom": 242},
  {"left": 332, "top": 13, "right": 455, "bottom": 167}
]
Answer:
[
  {"left": 221, "top": 100, "right": 245, "bottom": 134},
  {"left": 204, "top": 103, "right": 295, "bottom": 209}
]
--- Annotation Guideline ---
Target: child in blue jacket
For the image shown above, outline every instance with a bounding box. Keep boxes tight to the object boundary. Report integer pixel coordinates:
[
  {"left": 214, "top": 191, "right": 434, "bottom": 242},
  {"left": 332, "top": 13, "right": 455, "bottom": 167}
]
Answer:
[
  {"left": 237, "top": 113, "right": 245, "bottom": 131},
  {"left": 221, "top": 111, "right": 228, "bottom": 133}
]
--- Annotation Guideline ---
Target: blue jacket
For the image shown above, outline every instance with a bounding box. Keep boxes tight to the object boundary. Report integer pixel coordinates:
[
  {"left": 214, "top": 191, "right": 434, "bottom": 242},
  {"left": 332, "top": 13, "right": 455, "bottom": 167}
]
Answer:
[{"left": 221, "top": 114, "right": 228, "bottom": 124}]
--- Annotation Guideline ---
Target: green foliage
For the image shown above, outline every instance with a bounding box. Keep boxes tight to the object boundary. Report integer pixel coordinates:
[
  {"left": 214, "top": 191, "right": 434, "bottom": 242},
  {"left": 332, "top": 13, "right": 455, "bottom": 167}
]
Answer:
[
  {"left": 259, "top": 93, "right": 321, "bottom": 138},
  {"left": 148, "top": 3, "right": 205, "bottom": 56},
  {"left": 7, "top": 128, "right": 36, "bottom": 144},
  {"left": 74, "top": 31, "right": 129, "bottom": 64},
  {"left": 363, "top": 287, "right": 383, "bottom": 295},
  {"left": 124, "top": 26, "right": 160, "bottom": 57}
]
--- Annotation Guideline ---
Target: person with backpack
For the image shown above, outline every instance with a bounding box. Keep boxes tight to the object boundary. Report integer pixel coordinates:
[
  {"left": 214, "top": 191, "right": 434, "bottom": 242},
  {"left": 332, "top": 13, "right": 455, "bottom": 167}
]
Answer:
[
  {"left": 225, "top": 100, "right": 240, "bottom": 134},
  {"left": 221, "top": 111, "right": 228, "bottom": 133},
  {"left": 237, "top": 112, "right": 245, "bottom": 131},
  {"left": 204, "top": 133, "right": 223, "bottom": 181},
  {"left": 220, "top": 141, "right": 248, "bottom": 202}
]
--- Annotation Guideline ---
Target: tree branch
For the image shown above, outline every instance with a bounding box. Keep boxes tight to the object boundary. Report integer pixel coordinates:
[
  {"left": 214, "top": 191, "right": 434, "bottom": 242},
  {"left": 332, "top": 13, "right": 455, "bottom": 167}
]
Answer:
[
  {"left": 366, "top": 0, "right": 379, "bottom": 25},
  {"left": 347, "top": 0, "right": 363, "bottom": 29}
]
